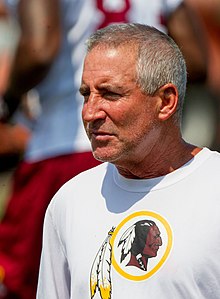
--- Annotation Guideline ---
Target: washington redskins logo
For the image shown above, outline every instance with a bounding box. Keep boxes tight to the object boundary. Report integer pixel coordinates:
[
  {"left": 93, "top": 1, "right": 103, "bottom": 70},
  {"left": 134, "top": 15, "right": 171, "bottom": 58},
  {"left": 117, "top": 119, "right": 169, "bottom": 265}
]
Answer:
[{"left": 90, "top": 211, "right": 173, "bottom": 299}]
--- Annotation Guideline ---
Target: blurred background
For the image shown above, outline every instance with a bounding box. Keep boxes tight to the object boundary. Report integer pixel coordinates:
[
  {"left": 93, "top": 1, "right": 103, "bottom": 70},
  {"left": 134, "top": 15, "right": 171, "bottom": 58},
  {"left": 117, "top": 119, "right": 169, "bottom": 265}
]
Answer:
[{"left": 0, "top": 0, "right": 220, "bottom": 298}]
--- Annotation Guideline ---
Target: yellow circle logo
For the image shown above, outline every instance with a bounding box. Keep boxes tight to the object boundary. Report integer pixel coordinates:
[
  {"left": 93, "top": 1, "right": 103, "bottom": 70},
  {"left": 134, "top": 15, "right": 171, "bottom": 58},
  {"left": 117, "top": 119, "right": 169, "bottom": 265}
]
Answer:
[{"left": 111, "top": 211, "right": 173, "bottom": 281}]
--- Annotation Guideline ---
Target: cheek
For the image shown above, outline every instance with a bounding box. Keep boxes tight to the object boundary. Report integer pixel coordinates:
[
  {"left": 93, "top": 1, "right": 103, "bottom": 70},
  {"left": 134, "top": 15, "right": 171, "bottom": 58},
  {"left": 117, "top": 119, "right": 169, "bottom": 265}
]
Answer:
[
  {"left": 113, "top": 104, "right": 146, "bottom": 128},
  {"left": 81, "top": 105, "right": 86, "bottom": 121},
  {"left": 81, "top": 113, "right": 87, "bottom": 130},
  {"left": 120, "top": 109, "right": 155, "bottom": 137}
]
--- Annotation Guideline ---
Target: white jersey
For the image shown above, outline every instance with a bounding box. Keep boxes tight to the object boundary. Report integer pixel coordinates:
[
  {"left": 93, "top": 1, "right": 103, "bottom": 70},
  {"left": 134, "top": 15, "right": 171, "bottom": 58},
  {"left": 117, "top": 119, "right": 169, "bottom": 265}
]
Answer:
[{"left": 37, "top": 148, "right": 220, "bottom": 298}]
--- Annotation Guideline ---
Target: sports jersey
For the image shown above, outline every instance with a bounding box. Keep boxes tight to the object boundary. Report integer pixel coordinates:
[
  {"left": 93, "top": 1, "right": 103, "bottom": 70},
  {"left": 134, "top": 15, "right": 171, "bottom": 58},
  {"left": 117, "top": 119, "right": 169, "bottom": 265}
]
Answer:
[{"left": 37, "top": 148, "right": 220, "bottom": 298}]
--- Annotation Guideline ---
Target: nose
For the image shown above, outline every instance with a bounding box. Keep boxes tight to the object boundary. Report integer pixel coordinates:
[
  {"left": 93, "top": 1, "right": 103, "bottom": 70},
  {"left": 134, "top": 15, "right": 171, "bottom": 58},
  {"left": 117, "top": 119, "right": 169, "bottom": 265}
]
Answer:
[
  {"left": 158, "top": 237, "right": 162, "bottom": 246},
  {"left": 82, "top": 93, "right": 106, "bottom": 123}
]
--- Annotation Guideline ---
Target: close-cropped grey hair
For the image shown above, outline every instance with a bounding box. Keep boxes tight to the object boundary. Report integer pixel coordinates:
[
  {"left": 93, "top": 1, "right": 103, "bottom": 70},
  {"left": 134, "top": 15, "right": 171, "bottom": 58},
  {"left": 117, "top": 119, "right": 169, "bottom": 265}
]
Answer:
[{"left": 86, "top": 23, "right": 187, "bottom": 122}]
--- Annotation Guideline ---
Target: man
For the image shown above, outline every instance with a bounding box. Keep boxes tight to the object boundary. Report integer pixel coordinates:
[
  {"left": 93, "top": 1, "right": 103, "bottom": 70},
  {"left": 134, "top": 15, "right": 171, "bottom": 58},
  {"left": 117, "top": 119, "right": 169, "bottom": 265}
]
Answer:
[
  {"left": 37, "top": 23, "right": 220, "bottom": 298},
  {"left": 0, "top": 1, "right": 184, "bottom": 298}
]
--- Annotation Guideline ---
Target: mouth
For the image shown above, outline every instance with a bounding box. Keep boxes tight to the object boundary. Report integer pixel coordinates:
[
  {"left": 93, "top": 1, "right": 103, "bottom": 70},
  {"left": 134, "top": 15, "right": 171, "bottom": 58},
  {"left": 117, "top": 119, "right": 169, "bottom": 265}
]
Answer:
[
  {"left": 153, "top": 245, "right": 161, "bottom": 253},
  {"left": 89, "top": 130, "right": 115, "bottom": 141},
  {"left": 151, "top": 245, "right": 160, "bottom": 252}
]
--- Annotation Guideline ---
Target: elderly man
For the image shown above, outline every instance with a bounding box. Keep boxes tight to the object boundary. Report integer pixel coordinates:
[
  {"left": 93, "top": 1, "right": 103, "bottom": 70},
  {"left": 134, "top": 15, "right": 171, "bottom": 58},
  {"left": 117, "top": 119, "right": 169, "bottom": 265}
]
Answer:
[{"left": 37, "top": 23, "right": 220, "bottom": 299}]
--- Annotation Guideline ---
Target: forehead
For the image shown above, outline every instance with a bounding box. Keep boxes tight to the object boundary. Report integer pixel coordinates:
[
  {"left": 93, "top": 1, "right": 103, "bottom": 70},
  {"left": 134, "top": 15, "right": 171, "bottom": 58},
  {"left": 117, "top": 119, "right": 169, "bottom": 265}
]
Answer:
[
  {"left": 82, "top": 45, "right": 137, "bottom": 85},
  {"left": 149, "top": 225, "right": 160, "bottom": 234}
]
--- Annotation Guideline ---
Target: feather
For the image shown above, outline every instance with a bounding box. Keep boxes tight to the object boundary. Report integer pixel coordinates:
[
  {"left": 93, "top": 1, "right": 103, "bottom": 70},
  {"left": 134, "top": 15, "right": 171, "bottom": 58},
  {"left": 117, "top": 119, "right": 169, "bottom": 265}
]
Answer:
[
  {"left": 97, "top": 237, "right": 112, "bottom": 299},
  {"left": 90, "top": 245, "right": 101, "bottom": 298},
  {"left": 90, "top": 228, "right": 114, "bottom": 299},
  {"left": 118, "top": 224, "right": 136, "bottom": 262}
]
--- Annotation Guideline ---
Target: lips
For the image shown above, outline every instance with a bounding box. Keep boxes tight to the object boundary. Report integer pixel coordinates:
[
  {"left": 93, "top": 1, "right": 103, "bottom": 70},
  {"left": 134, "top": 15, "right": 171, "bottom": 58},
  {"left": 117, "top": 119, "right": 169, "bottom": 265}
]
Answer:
[
  {"left": 94, "top": 131, "right": 111, "bottom": 136},
  {"left": 88, "top": 129, "right": 115, "bottom": 139},
  {"left": 93, "top": 133, "right": 114, "bottom": 143}
]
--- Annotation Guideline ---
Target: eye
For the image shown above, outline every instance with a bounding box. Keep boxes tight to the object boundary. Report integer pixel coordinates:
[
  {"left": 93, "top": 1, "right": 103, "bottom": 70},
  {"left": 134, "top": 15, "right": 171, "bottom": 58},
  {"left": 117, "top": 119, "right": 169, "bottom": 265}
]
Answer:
[
  {"left": 155, "top": 234, "right": 160, "bottom": 239},
  {"left": 79, "top": 89, "right": 90, "bottom": 102},
  {"left": 102, "top": 91, "right": 121, "bottom": 100},
  {"left": 82, "top": 92, "right": 90, "bottom": 100}
]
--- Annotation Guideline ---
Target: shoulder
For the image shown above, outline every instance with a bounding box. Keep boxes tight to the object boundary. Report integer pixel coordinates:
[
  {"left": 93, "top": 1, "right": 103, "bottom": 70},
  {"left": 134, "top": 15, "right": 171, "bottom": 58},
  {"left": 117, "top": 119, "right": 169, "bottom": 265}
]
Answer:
[
  {"left": 202, "top": 148, "right": 220, "bottom": 169},
  {"left": 47, "top": 162, "right": 111, "bottom": 210},
  {"left": 194, "top": 148, "right": 220, "bottom": 193},
  {"left": 45, "top": 162, "right": 113, "bottom": 237},
  {"left": 64, "top": 162, "right": 110, "bottom": 188}
]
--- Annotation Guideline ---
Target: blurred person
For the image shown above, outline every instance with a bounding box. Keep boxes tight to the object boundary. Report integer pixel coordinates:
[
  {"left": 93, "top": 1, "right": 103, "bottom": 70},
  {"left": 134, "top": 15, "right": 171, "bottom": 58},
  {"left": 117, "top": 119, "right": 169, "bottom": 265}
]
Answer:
[
  {"left": 0, "top": 0, "right": 30, "bottom": 225},
  {"left": 168, "top": 0, "right": 220, "bottom": 150},
  {"left": 167, "top": 1, "right": 212, "bottom": 148},
  {"left": 0, "top": 0, "right": 183, "bottom": 298},
  {"left": 0, "top": 0, "right": 29, "bottom": 169},
  {"left": 167, "top": 1, "right": 207, "bottom": 83},
  {"left": 184, "top": 0, "right": 220, "bottom": 150},
  {"left": 184, "top": 0, "right": 220, "bottom": 95},
  {"left": 37, "top": 23, "right": 220, "bottom": 299},
  {"left": 0, "top": 0, "right": 19, "bottom": 97},
  {"left": 0, "top": 0, "right": 101, "bottom": 298}
]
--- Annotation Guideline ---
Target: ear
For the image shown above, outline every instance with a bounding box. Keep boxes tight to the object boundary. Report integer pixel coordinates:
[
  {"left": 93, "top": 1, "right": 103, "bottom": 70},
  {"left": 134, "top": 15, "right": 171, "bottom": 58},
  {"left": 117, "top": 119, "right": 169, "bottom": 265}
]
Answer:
[{"left": 157, "top": 83, "right": 178, "bottom": 121}]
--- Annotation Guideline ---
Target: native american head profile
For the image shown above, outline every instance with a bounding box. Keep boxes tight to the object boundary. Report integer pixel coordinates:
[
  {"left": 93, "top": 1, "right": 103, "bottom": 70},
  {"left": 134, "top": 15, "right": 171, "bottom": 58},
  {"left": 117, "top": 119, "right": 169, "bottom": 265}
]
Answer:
[{"left": 118, "top": 220, "right": 162, "bottom": 271}]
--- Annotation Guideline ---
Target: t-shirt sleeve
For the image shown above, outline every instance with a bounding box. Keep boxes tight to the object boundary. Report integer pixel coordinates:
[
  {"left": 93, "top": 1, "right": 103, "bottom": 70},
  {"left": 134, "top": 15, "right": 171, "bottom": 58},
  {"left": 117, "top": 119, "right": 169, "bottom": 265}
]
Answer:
[{"left": 36, "top": 204, "right": 70, "bottom": 299}]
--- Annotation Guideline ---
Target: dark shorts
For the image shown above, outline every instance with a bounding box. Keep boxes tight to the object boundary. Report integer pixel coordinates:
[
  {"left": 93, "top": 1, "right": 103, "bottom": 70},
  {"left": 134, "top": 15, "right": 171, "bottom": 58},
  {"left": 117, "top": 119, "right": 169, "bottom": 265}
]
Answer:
[{"left": 0, "top": 151, "right": 101, "bottom": 299}]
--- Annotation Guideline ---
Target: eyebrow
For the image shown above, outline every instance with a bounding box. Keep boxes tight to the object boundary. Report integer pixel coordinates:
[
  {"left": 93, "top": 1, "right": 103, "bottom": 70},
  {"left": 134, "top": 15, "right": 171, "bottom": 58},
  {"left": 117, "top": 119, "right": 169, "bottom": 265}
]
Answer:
[
  {"left": 79, "top": 84, "right": 89, "bottom": 95},
  {"left": 97, "top": 83, "right": 125, "bottom": 92},
  {"left": 79, "top": 83, "right": 126, "bottom": 94}
]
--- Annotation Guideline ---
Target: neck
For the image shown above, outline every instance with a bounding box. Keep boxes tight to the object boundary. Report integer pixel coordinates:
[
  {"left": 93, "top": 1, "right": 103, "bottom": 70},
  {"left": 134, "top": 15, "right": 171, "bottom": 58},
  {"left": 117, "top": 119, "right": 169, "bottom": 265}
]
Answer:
[
  {"left": 127, "top": 254, "right": 148, "bottom": 271},
  {"left": 115, "top": 136, "right": 202, "bottom": 179}
]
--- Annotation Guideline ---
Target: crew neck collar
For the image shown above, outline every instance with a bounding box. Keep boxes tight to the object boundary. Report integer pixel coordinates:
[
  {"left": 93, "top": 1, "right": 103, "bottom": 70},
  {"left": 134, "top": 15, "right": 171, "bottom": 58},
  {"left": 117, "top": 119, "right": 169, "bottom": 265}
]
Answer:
[{"left": 113, "top": 148, "right": 211, "bottom": 192}]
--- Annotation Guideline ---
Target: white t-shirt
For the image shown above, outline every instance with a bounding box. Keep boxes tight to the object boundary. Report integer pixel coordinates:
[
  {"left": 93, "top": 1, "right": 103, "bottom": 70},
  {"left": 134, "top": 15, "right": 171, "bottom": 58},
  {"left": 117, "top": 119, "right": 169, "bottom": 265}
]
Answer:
[{"left": 37, "top": 148, "right": 220, "bottom": 298}]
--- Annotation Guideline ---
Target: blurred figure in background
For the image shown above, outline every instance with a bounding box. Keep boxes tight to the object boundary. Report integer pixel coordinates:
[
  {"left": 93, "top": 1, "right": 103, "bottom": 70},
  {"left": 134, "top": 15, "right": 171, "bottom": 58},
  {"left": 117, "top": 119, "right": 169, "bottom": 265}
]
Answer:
[
  {"left": 0, "top": 0, "right": 30, "bottom": 218},
  {"left": 0, "top": 0, "right": 101, "bottom": 298},
  {"left": 184, "top": 0, "right": 220, "bottom": 150},
  {"left": 0, "top": 0, "right": 186, "bottom": 298},
  {"left": 0, "top": 0, "right": 19, "bottom": 97},
  {"left": 185, "top": 0, "right": 220, "bottom": 95},
  {"left": 169, "top": 0, "right": 220, "bottom": 150}
]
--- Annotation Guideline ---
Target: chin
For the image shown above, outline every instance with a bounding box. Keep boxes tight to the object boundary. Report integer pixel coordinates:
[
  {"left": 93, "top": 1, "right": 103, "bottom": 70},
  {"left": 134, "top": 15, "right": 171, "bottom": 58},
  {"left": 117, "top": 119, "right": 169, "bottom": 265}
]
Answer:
[
  {"left": 93, "top": 154, "right": 116, "bottom": 163},
  {"left": 93, "top": 149, "right": 122, "bottom": 163}
]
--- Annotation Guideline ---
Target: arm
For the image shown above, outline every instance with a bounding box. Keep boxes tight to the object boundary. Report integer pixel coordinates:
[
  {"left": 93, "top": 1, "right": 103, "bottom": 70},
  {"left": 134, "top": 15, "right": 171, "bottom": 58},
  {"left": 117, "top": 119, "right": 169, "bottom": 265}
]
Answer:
[
  {"left": 0, "top": 2, "right": 16, "bottom": 96},
  {"left": 184, "top": 0, "right": 220, "bottom": 93},
  {"left": 0, "top": 122, "right": 30, "bottom": 155},
  {"left": 3, "top": 0, "right": 62, "bottom": 118},
  {"left": 167, "top": 2, "right": 207, "bottom": 82},
  {"left": 185, "top": 0, "right": 220, "bottom": 25}
]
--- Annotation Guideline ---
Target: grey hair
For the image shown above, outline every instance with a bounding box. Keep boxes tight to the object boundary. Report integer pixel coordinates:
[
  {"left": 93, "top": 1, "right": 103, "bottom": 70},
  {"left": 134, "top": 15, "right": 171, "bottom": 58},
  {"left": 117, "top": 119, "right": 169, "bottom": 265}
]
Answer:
[{"left": 86, "top": 23, "right": 187, "bottom": 122}]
